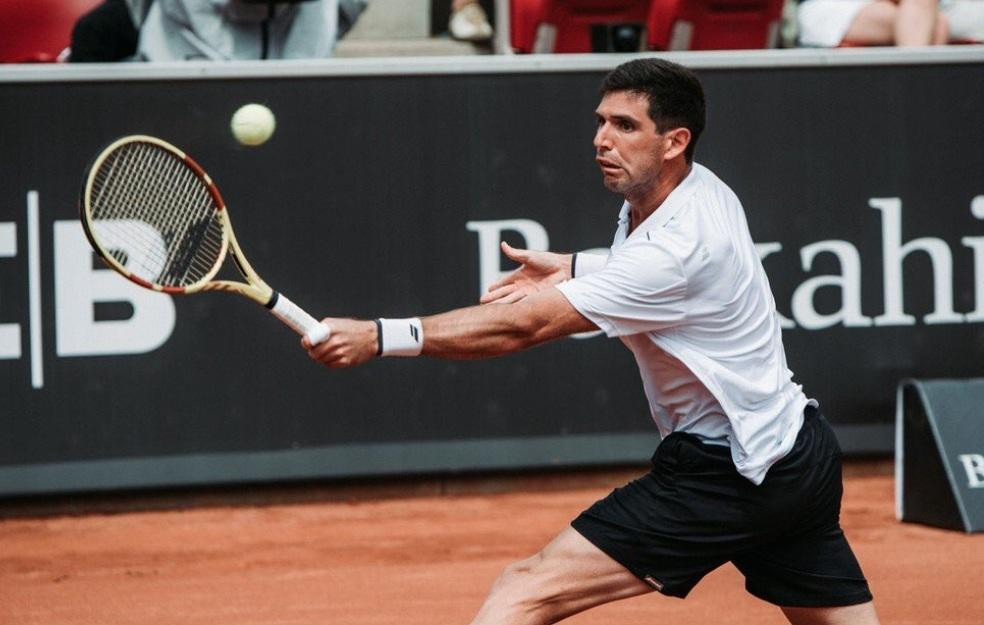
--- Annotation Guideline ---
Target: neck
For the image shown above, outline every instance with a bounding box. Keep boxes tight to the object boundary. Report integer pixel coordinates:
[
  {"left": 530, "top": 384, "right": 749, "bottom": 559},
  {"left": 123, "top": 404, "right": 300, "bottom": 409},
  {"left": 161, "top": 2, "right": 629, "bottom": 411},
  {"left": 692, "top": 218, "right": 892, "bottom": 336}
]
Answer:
[{"left": 626, "top": 159, "right": 691, "bottom": 232}]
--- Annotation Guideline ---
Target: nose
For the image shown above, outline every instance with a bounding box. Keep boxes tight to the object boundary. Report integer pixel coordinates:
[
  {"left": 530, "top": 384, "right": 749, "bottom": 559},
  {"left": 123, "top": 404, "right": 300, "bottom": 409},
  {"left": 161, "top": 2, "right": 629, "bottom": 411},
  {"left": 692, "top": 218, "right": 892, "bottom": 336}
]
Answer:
[{"left": 594, "top": 121, "right": 612, "bottom": 152}]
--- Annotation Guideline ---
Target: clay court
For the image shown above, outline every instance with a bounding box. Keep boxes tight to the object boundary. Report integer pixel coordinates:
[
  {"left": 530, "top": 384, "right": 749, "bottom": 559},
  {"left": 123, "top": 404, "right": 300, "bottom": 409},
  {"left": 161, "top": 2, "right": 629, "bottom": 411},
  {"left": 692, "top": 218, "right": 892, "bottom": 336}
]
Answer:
[{"left": 1, "top": 460, "right": 981, "bottom": 625}]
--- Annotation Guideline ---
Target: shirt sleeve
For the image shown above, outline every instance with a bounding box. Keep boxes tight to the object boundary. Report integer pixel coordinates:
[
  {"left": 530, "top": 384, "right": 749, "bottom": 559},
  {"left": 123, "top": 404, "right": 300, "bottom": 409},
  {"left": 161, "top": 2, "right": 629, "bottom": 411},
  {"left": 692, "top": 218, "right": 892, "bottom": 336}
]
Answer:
[
  {"left": 572, "top": 252, "right": 608, "bottom": 278},
  {"left": 556, "top": 238, "right": 687, "bottom": 337}
]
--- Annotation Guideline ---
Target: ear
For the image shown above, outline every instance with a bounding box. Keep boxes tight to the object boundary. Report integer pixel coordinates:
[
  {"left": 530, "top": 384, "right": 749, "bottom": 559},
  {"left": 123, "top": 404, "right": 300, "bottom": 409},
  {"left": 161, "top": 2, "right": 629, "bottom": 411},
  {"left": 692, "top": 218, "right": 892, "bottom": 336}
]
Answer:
[{"left": 662, "top": 127, "right": 692, "bottom": 162}]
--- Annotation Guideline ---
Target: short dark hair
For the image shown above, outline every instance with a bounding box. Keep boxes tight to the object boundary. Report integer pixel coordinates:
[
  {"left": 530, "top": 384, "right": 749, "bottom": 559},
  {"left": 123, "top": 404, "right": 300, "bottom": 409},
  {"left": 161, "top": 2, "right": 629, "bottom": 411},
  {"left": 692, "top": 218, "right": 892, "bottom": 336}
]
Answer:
[{"left": 600, "top": 58, "right": 706, "bottom": 163}]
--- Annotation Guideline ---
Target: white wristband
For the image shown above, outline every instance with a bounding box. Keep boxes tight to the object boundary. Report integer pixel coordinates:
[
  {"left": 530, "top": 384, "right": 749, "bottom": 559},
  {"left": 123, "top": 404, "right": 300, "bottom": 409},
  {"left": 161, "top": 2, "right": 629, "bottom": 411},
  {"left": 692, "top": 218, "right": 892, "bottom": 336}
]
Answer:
[{"left": 376, "top": 317, "right": 424, "bottom": 357}]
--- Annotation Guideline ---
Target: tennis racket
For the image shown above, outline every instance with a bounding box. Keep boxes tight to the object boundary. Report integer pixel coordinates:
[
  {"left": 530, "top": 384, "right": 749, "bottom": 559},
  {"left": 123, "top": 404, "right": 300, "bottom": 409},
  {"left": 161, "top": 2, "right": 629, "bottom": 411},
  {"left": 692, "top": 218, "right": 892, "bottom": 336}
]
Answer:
[{"left": 79, "top": 135, "right": 330, "bottom": 344}]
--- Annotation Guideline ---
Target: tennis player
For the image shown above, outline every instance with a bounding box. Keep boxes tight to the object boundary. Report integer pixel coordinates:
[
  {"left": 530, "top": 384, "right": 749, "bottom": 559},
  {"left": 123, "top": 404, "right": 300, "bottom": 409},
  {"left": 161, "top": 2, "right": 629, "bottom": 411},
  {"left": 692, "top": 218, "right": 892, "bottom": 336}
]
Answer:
[{"left": 304, "top": 58, "right": 880, "bottom": 625}]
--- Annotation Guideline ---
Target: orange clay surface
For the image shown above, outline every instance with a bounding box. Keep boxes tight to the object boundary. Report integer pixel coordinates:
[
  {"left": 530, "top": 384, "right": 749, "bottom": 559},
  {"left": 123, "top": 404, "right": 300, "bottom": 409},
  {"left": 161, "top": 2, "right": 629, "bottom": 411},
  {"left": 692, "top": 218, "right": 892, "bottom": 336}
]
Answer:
[{"left": 1, "top": 463, "right": 982, "bottom": 625}]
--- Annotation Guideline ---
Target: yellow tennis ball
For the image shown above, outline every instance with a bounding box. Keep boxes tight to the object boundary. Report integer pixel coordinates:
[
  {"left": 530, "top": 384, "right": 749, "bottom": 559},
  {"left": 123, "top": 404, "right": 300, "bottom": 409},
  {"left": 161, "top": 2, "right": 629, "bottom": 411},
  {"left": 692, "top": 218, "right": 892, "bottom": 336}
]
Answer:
[{"left": 231, "top": 103, "right": 276, "bottom": 146}]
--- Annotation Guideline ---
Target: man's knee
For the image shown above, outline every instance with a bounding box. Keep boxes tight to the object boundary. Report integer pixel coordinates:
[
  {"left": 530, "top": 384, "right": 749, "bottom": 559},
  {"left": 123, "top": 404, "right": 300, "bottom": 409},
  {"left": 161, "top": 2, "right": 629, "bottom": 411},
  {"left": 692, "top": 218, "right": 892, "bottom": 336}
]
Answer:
[
  {"left": 485, "top": 553, "right": 558, "bottom": 620},
  {"left": 490, "top": 553, "right": 542, "bottom": 597}
]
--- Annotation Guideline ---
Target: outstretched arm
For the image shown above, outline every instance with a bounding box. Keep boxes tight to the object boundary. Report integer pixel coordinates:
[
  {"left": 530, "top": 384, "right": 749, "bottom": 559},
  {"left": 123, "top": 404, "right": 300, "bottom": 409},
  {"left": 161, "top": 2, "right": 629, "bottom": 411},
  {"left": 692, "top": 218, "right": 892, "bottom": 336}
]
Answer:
[{"left": 303, "top": 287, "right": 597, "bottom": 368}]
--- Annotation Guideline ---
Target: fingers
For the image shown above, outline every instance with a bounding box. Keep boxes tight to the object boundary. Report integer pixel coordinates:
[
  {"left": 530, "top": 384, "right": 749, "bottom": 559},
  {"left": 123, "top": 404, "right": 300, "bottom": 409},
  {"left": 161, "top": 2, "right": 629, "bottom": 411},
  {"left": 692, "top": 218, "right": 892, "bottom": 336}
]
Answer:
[
  {"left": 481, "top": 284, "right": 529, "bottom": 305},
  {"left": 306, "top": 338, "right": 355, "bottom": 368},
  {"left": 305, "top": 334, "right": 335, "bottom": 360},
  {"left": 502, "top": 241, "right": 557, "bottom": 274},
  {"left": 301, "top": 318, "right": 333, "bottom": 350},
  {"left": 480, "top": 283, "right": 517, "bottom": 304},
  {"left": 301, "top": 319, "right": 372, "bottom": 368},
  {"left": 494, "top": 290, "right": 527, "bottom": 305},
  {"left": 487, "top": 270, "right": 520, "bottom": 294},
  {"left": 500, "top": 241, "right": 531, "bottom": 263}
]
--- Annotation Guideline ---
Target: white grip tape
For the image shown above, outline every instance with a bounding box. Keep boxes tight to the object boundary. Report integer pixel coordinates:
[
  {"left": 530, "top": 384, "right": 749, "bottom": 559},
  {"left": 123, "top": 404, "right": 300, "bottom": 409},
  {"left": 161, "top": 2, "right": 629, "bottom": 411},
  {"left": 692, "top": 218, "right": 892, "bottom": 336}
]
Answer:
[
  {"left": 378, "top": 317, "right": 423, "bottom": 356},
  {"left": 270, "top": 293, "right": 330, "bottom": 344}
]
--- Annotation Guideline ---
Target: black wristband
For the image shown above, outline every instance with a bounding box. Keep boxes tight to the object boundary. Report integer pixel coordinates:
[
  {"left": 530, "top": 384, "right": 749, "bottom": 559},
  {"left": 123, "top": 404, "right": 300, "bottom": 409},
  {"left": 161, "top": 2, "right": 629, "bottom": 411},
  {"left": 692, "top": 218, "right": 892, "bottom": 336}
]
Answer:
[
  {"left": 373, "top": 318, "right": 383, "bottom": 356},
  {"left": 571, "top": 252, "right": 578, "bottom": 279}
]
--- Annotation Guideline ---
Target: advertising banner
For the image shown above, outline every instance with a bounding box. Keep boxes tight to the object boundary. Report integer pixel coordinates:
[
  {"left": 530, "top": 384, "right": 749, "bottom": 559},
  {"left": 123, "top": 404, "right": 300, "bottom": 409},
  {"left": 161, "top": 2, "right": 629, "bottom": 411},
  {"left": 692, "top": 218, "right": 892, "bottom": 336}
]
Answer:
[{"left": 1, "top": 55, "right": 982, "bottom": 494}]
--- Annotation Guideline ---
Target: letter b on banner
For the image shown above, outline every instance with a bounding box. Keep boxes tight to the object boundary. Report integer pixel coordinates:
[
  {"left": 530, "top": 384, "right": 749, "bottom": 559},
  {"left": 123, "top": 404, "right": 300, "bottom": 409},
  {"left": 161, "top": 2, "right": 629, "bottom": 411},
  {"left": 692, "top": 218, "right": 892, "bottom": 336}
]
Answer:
[
  {"left": 54, "top": 222, "right": 175, "bottom": 356},
  {"left": 896, "top": 378, "right": 984, "bottom": 532},
  {"left": 465, "top": 219, "right": 548, "bottom": 296}
]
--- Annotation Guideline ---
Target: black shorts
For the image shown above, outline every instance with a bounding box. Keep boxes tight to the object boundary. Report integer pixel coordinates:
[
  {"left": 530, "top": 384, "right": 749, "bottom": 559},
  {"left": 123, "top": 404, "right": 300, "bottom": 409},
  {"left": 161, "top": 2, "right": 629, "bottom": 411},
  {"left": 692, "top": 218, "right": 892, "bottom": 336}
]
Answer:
[{"left": 571, "top": 406, "right": 873, "bottom": 607}]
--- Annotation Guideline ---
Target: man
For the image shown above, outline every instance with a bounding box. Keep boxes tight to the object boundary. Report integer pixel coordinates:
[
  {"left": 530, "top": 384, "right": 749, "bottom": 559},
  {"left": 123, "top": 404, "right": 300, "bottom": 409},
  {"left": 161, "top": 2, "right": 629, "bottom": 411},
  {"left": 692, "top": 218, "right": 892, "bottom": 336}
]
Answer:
[
  {"left": 303, "top": 58, "right": 880, "bottom": 625},
  {"left": 137, "top": 0, "right": 339, "bottom": 61}
]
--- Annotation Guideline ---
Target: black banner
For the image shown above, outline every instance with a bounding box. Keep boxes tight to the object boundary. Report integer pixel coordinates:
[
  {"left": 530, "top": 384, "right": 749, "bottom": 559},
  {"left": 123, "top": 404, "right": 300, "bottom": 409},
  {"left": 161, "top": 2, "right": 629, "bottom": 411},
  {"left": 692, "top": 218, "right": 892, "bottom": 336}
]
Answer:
[
  {"left": 1, "top": 54, "right": 982, "bottom": 494},
  {"left": 898, "top": 378, "right": 984, "bottom": 532}
]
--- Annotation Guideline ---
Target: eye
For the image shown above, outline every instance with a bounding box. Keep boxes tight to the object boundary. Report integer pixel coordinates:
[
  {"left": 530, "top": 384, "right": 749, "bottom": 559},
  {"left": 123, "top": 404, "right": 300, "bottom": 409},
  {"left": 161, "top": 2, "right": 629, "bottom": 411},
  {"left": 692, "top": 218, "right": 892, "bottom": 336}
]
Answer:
[{"left": 619, "top": 120, "right": 634, "bottom": 132}]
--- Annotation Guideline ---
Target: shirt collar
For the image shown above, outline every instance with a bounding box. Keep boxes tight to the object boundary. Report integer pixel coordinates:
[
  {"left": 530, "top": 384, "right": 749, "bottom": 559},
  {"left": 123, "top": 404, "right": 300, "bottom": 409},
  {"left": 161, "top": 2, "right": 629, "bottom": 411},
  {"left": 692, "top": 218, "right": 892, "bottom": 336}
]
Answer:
[{"left": 624, "top": 163, "right": 703, "bottom": 241}]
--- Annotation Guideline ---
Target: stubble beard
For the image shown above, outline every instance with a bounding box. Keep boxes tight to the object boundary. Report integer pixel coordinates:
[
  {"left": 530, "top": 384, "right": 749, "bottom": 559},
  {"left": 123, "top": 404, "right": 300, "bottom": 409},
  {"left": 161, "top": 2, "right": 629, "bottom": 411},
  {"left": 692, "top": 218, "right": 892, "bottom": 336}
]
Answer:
[{"left": 603, "top": 166, "right": 659, "bottom": 201}]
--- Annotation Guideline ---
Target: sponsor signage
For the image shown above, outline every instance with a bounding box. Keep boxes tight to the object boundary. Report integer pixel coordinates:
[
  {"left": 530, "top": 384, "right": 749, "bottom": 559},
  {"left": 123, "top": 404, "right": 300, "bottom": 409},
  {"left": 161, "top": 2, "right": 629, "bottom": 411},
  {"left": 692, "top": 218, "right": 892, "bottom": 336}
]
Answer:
[
  {"left": 1, "top": 57, "right": 983, "bottom": 494},
  {"left": 897, "top": 379, "right": 984, "bottom": 533}
]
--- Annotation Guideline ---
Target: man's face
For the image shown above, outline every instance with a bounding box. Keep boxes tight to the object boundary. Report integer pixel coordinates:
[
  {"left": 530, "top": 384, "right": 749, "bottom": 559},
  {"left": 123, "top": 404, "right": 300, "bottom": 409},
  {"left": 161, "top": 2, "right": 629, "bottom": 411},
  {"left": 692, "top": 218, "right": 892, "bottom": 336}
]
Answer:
[{"left": 593, "top": 90, "right": 668, "bottom": 197}]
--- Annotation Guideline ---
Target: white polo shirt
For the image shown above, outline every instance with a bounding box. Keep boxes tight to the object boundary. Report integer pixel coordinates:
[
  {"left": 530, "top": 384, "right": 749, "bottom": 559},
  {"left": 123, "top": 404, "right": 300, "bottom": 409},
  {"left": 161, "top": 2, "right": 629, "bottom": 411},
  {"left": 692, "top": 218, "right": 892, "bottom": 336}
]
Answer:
[{"left": 556, "top": 163, "right": 815, "bottom": 484}]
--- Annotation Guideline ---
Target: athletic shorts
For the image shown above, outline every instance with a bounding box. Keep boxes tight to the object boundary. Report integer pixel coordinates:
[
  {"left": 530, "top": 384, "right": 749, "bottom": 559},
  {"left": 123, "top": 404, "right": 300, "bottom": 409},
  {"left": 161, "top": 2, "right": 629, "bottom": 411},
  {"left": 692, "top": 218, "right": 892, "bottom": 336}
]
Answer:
[{"left": 571, "top": 406, "right": 873, "bottom": 607}]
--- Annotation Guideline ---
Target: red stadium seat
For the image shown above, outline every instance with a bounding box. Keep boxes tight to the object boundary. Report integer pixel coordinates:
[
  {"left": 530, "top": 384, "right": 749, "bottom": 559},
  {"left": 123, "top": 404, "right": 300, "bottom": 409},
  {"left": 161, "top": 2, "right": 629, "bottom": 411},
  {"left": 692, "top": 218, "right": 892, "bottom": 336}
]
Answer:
[
  {"left": 510, "top": 0, "right": 652, "bottom": 53},
  {"left": 0, "top": 0, "right": 103, "bottom": 62},
  {"left": 647, "top": 0, "right": 784, "bottom": 51}
]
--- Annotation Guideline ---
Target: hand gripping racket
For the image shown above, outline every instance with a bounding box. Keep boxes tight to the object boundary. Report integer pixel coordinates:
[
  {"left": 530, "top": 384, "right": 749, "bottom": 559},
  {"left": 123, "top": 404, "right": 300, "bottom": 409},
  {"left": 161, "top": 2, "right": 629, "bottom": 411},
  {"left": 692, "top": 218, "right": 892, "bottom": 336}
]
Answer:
[{"left": 80, "top": 135, "right": 330, "bottom": 344}]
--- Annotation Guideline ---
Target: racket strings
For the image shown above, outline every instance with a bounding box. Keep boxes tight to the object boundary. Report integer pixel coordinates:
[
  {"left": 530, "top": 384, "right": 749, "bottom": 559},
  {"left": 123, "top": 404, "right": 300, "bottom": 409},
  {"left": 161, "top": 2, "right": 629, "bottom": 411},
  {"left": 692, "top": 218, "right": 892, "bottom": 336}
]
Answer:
[
  {"left": 88, "top": 141, "right": 226, "bottom": 288},
  {"left": 130, "top": 148, "right": 203, "bottom": 277},
  {"left": 161, "top": 173, "right": 221, "bottom": 285},
  {"left": 93, "top": 147, "right": 173, "bottom": 271},
  {"left": 155, "top": 155, "right": 207, "bottom": 281},
  {"left": 95, "top": 147, "right": 173, "bottom": 262},
  {"left": 100, "top": 147, "right": 176, "bottom": 269},
  {"left": 95, "top": 147, "right": 185, "bottom": 280}
]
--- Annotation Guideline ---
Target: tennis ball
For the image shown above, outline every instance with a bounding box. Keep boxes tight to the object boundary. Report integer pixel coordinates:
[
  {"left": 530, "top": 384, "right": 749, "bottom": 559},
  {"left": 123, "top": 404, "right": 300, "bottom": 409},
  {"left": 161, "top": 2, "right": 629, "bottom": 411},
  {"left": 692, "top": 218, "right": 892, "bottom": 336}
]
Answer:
[{"left": 231, "top": 103, "right": 276, "bottom": 146}]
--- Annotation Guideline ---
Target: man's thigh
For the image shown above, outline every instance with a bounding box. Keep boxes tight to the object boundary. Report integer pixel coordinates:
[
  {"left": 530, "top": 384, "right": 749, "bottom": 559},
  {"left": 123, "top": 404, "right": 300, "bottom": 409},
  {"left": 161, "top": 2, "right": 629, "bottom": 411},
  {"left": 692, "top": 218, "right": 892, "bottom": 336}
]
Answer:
[{"left": 471, "top": 526, "right": 652, "bottom": 625}]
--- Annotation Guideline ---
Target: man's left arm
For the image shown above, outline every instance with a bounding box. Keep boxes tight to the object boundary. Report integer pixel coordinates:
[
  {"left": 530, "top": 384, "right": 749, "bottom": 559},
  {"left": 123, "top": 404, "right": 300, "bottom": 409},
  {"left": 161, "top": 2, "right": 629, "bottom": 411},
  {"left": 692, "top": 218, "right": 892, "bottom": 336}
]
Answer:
[{"left": 303, "top": 287, "right": 597, "bottom": 368}]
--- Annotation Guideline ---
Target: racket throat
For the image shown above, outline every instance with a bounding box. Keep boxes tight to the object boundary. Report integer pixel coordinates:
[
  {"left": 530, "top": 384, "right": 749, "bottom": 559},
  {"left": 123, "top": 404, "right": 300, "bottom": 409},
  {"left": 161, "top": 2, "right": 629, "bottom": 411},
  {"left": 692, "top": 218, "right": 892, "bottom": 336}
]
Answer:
[
  {"left": 230, "top": 250, "right": 255, "bottom": 285},
  {"left": 264, "top": 290, "right": 282, "bottom": 310}
]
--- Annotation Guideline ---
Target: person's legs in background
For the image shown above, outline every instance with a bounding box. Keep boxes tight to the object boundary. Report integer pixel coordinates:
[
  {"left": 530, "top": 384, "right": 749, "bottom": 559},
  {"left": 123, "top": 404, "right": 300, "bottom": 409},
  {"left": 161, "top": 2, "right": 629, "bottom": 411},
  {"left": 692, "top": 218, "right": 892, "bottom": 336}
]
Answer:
[{"left": 842, "top": 0, "right": 948, "bottom": 45}]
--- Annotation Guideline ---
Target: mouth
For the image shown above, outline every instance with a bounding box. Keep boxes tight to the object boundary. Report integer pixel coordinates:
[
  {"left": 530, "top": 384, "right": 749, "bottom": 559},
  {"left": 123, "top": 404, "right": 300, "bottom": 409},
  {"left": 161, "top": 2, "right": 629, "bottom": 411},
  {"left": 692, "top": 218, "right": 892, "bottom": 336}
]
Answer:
[{"left": 596, "top": 158, "right": 622, "bottom": 175}]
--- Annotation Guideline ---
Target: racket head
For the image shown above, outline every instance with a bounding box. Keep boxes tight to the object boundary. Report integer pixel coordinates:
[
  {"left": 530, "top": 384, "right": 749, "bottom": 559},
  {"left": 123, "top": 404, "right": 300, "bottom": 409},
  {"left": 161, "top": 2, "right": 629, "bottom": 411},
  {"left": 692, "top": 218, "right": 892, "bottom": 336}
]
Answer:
[{"left": 80, "top": 135, "right": 230, "bottom": 295}]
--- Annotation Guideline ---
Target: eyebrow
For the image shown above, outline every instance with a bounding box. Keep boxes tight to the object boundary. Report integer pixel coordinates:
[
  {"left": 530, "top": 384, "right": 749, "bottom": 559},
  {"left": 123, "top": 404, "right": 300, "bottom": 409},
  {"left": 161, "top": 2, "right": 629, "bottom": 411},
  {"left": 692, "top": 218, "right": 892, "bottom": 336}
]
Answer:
[{"left": 596, "top": 112, "right": 639, "bottom": 125}]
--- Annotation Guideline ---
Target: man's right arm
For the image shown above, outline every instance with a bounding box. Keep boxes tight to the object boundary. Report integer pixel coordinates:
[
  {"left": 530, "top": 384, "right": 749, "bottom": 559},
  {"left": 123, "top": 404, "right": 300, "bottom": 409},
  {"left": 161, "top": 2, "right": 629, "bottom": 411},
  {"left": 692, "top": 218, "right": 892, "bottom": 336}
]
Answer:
[
  {"left": 303, "top": 287, "right": 598, "bottom": 368},
  {"left": 424, "top": 287, "right": 596, "bottom": 359}
]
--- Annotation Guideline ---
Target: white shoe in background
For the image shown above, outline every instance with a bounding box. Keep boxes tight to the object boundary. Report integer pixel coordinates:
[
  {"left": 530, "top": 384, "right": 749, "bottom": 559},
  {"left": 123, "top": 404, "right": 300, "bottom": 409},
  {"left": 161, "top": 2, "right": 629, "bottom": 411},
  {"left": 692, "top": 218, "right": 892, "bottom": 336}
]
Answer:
[{"left": 449, "top": 2, "right": 493, "bottom": 41}]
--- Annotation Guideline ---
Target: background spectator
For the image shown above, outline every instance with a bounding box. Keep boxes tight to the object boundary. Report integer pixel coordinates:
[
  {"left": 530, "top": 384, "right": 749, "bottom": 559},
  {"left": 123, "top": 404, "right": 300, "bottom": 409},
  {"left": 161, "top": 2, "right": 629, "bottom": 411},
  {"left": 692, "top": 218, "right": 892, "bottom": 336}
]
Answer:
[
  {"left": 69, "top": 0, "right": 147, "bottom": 62},
  {"left": 798, "top": 0, "right": 983, "bottom": 46},
  {"left": 137, "top": 0, "right": 340, "bottom": 61}
]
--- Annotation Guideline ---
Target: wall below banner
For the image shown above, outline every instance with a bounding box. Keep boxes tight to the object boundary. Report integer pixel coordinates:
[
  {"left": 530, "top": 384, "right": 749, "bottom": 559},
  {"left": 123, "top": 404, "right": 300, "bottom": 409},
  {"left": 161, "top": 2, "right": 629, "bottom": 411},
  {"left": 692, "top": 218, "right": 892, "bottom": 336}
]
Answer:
[{"left": 1, "top": 52, "right": 981, "bottom": 496}]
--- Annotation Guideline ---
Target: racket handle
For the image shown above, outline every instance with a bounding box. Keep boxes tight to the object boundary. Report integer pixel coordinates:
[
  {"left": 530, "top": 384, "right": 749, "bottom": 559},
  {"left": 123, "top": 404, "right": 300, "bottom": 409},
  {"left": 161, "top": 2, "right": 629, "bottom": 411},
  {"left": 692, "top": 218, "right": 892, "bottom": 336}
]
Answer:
[{"left": 267, "top": 291, "right": 330, "bottom": 344}]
